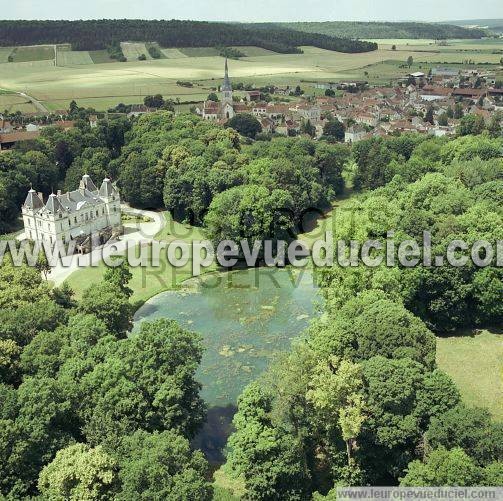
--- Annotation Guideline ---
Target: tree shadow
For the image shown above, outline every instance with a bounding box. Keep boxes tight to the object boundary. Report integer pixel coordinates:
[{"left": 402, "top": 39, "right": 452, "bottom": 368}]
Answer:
[{"left": 191, "top": 404, "right": 237, "bottom": 465}]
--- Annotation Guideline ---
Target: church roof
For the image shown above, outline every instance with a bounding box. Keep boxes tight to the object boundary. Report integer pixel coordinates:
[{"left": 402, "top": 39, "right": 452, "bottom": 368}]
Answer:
[{"left": 24, "top": 189, "right": 44, "bottom": 210}]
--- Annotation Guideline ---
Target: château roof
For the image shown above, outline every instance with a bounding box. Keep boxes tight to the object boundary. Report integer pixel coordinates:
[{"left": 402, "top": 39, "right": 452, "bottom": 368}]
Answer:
[
  {"left": 24, "top": 175, "right": 117, "bottom": 215},
  {"left": 80, "top": 174, "right": 98, "bottom": 193},
  {"left": 24, "top": 189, "right": 44, "bottom": 210},
  {"left": 45, "top": 193, "right": 65, "bottom": 214},
  {"left": 58, "top": 188, "right": 103, "bottom": 212},
  {"left": 99, "top": 178, "right": 116, "bottom": 198}
]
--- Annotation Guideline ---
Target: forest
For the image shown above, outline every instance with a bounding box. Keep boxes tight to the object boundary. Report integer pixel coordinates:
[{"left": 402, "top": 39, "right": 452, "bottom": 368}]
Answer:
[
  {"left": 0, "top": 20, "right": 377, "bottom": 54},
  {"left": 0, "top": 111, "right": 502, "bottom": 498},
  {"left": 276, "top": 21, "right": 487, "bottom": 40}
]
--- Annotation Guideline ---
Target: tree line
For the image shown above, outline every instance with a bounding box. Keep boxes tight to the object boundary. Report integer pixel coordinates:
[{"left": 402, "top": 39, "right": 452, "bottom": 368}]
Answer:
[
  {"left": 0, "top": 20, "right": 377, "bottom": 54},
  {"left": 276, "top": 21, "right": 487, "bottom": 40}
]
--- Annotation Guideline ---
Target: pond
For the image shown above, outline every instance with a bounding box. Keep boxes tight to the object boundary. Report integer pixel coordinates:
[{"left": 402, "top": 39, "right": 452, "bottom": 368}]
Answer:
[
  {"left": 133, "top": 267, "right": 320, "bottom": 462},
  {"left": 133, "top": 267, "right": 320, "bottom": 406}
]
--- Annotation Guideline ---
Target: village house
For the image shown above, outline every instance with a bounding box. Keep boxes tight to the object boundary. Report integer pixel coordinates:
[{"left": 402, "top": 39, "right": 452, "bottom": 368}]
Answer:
[
  {"left": 345, "top": 125, "right": 367, "bottom": 143},
  {"left": 0, "top": 119, "right": 13, "bottom": 134}
]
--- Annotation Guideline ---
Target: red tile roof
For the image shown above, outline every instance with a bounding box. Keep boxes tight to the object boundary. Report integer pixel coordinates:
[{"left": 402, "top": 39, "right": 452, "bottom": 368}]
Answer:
[{"left": 0, "top": 130, "right": 40, "bottom": 144}]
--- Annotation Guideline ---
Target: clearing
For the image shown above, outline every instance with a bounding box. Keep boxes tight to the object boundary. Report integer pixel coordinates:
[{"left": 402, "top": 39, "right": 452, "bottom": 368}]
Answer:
[{"left": 437, "top": 329, "right": 503, "bottom": 421}]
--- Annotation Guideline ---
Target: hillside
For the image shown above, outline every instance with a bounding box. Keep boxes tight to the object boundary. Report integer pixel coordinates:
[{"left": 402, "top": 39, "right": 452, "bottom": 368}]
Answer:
[
  {"left": 276, "top": 21, "right": 487, "bottom": 39},
  {"left": 0, "top": 19, "right": 377, "bottom": 54},
  {"left": 446, "top": 19, "right": 503, "bottom": 34}
]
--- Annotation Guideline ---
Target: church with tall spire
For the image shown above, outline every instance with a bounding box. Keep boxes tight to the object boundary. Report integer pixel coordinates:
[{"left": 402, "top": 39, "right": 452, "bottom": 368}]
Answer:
[{"left": 201, "top": 58, "right": 236, "bottom": 121}]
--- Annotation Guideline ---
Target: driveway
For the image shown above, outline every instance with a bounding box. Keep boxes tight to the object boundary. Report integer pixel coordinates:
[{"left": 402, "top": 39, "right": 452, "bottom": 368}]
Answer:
[{"left": 47, "top": 206, "right": 164, "bottom": 286}]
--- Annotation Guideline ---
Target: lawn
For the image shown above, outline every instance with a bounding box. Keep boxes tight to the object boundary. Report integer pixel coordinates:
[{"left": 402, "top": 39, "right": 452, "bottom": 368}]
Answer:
[
  {"left": 65, "top": 213, "right": 211, "bottom": 305},
  {"left": 64, "top": 246, "right": 211, "bottom": 306},
  {"left": 154, "top": 212, "right": 206, "bottom": 242},
  {"left": 437, "top": 329, "right": 503, "bottom": 421}
]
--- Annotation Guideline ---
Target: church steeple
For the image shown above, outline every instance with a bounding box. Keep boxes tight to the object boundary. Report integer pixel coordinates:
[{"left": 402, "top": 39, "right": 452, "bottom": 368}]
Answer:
[
  {"left": 222, "top": 57, "right": 231, "bottom": 92},
  {"left": 221, "top": 57, "right": 233, "bottom": 105}
]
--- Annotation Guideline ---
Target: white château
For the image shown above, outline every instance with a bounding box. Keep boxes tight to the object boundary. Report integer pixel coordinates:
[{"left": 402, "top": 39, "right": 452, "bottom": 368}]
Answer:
[{"left": 22, "top": 175, "right": 122, "bottom": 247}]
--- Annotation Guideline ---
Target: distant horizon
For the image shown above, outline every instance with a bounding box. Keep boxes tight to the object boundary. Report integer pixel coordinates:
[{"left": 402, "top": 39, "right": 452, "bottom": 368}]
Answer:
[
  {"left": 2, "top": 0, "right": 503, "bottom": 24},
  {"left": 1, "top": 17, "right": 502, "bottom": 23}
]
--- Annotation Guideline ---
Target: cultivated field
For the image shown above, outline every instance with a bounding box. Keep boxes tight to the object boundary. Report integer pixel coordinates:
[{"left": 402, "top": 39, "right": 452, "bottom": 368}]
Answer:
[
  {"left": 9, "top": 45, "right": 55, "bottom": 63},
  {"left": 120, "top": 42, "right": 152, "bottom": 61},
  {"left": 437, "top": 330, "right": 503, "bottom": 421},
  {"left": 0, "top": 92, "right": 38, "bottom": 113},
  {"left": 0, "top": 39, "right": 501, "bottom": 112},
  {"left": 57, "top": 49, "right": 93, "bottom": 66},
  {"left": 0, "top": 47, "right": 13, "bottom": 63},
  {"left": 160, "top": 48, "right": 188, "bottom": 59}
]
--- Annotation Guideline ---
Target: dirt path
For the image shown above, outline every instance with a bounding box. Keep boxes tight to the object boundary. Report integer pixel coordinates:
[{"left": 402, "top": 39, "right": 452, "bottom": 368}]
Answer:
[{"left": 17, "top": 91, "right": 49, "bottom": 114}]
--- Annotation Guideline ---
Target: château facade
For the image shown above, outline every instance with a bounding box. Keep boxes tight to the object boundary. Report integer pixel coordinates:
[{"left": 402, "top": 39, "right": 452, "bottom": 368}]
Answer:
[{"left": 22, "top": 175, "right": 122, "bottom": 246}]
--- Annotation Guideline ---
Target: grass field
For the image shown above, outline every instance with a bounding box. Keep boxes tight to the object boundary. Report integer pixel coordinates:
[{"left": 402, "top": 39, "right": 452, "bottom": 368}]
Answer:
[
  {"left": 87, "top": 50, "right": 117, "bottom": 64},
  {"left": 121, "top": 42, "right": 152, "bottom": 61},
  {"left": 437, "top": 329, "right": 503, "bottom": 421},
  {"left": 179, "top": 47, "right": 221, "bottom": 57},
  {"left": 160, "top": 48, "right": 188, "bottom": 59},
  {"left": 145, "top": 42, "right": 166, "bottom": 59},
  {"left": 57, "top": 49, "right": 93, "bottom": 66},
  {"left": 230, "top": 46, "right": 278, "bottom": 57},
  {"left": 0, "top": 93, "right": 38, "bottom": 113},
  {"left": 0, "top": 39, "right": 501, "bottom": 112},
  {"left": 0, "top": 47, "right": 14, "bottom": 63},
  {"left": 10, "top": 45, "right": 54, "bottom": 63}
]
